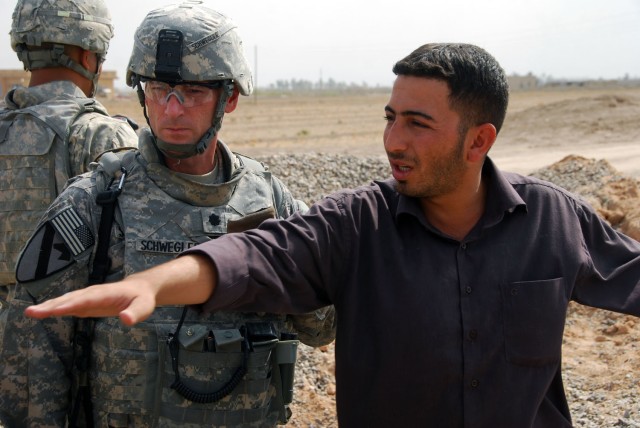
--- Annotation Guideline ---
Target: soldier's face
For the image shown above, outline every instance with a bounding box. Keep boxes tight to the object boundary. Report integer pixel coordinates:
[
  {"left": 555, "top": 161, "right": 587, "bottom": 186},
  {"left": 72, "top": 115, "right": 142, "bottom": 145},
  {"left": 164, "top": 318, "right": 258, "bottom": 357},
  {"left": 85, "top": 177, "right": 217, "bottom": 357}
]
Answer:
[{"left": 145, "top": 86, "right": 221, "bottom": 145}]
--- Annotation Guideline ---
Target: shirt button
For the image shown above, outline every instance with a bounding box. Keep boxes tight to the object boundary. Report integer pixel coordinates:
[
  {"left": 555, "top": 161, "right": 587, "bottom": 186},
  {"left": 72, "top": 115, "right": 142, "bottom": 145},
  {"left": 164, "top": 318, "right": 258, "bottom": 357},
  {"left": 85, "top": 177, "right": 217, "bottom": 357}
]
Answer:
[
  {"left": 465, "top": 286, "right": 472, "bottom": 294},
  {"left": 461, "top": 243, "right": 467, "bottom": 250},
  {"left": 468, "top": 329, "right": 478, "bottom": 341},
  {"left": 510, "top": 287, "right": 518, "bottom": 296},
  {"left": 471, "top": 379, "right": 479, "bottom": 388}
]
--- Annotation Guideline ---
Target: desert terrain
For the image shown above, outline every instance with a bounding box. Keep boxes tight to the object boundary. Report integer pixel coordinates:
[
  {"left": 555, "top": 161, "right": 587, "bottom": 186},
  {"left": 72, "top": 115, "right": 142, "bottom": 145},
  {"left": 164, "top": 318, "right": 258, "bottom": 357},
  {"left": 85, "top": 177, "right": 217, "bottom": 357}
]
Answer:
[
  {"left": 104, "top": 85, "right": 640, "bottom": 178},
  {"left": 101, "top": 85, "right": 640, "bottom": 427}
]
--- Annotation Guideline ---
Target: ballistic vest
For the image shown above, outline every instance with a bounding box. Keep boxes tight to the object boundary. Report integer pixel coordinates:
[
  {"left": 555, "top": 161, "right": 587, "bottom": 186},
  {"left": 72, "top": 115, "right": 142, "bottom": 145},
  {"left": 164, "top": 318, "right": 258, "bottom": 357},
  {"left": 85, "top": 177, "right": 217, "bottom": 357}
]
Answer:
[
  {"left": 0, "top": 95, "right": 100, "bottom": 284},
  {"left": 87, "top": 138, "right": 296, "bottom": 427}
]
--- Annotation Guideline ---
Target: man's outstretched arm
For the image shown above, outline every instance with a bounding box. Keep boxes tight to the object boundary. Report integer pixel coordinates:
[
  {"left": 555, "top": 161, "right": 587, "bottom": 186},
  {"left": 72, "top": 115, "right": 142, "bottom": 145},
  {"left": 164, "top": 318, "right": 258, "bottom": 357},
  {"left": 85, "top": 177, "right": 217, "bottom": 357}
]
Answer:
[{"left": 24, "top": 254, "right": 217, "bottom": 326}]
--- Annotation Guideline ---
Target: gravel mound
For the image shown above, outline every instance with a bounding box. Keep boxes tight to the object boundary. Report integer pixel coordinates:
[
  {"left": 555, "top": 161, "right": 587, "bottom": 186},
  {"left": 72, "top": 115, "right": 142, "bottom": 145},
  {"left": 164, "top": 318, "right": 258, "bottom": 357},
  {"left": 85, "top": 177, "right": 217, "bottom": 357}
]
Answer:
[{"left": 257, "top": 152, "right": 390, "bottom": 207}]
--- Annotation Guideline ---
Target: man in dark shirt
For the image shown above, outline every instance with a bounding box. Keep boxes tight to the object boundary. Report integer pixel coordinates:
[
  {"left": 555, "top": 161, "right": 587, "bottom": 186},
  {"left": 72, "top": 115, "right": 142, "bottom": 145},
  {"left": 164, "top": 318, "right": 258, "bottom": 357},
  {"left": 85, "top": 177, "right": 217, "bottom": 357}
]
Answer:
[{"left": 25, "top": 43, "right": 640, "bottom": 427}]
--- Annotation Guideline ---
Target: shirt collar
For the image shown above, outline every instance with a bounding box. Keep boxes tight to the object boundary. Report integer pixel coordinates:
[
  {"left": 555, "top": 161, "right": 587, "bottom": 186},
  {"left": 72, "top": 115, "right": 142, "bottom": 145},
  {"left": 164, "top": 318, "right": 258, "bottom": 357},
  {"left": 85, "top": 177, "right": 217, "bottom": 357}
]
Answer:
[{"left": 481, "top": 157, "right": 527, "bottom": 229}]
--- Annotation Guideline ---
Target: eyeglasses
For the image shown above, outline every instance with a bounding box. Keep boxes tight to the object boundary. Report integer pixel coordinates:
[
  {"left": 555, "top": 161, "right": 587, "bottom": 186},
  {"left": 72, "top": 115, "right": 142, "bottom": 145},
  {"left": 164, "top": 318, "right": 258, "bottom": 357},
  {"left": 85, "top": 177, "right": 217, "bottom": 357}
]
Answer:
[{"left": 143, "top": 80, "right": 221, "bottom": 107}]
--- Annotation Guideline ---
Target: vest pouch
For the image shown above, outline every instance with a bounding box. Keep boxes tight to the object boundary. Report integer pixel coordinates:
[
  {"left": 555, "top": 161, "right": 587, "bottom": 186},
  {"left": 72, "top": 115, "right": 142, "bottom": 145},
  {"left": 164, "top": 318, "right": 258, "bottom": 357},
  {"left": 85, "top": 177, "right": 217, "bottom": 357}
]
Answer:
[
  {"left": 177, "top": 324, "right": 210, "bottom": 351},
  {"left": 156, "top": 323, "right": 280, "bottom": 426},
  {"left": 275, "top": 339, "right": 299, "bottom": 405},
  {"left": 0, "top": 113, "right": 58, "bottom": 284},
  {"left": 89, "top": 314, "right": 285, "bottom": 426}
]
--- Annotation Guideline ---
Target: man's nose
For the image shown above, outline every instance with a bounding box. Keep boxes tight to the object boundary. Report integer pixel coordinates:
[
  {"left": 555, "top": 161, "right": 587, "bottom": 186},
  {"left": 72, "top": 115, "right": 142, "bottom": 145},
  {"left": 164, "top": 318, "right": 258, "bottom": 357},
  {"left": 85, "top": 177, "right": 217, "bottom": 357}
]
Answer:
[
  {"left": 163, "top": 92, "right": 185, "bottom": 114},
  {"left": 383, "top": 121, "right": 406, "bottom": 152}
]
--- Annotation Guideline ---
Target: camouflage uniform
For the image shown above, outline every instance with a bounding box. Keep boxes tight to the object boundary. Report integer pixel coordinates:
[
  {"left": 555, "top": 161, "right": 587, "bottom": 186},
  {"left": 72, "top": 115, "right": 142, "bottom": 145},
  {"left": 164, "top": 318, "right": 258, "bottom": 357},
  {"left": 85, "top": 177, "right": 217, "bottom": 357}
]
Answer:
[
  {"left": 0, "top": 131, "right": 335, "bottom": 427},
  {"left": 0, "top": 0, "right": 137, "bottom": 311},
  {"left": 0, "top": 2, "right": 335, "bottom": 426}
]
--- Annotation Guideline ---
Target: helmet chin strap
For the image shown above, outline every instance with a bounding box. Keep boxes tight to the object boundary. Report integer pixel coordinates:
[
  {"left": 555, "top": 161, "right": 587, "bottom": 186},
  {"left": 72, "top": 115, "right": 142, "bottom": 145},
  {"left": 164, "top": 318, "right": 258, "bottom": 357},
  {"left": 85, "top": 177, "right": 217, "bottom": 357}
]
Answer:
[
  {"left": 16, "top": 44, "right": 102, "bottom": 96},
  {"left": 134, "top": 76, "right": 234, "bottom": 160}
]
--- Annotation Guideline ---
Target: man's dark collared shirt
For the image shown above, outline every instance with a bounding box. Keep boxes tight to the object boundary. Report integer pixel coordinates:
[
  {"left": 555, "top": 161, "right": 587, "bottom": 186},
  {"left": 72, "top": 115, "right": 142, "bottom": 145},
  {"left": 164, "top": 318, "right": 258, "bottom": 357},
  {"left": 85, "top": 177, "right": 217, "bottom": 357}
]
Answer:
[{"left": 190, "top": 158, "right": 640, "bottom": 427}]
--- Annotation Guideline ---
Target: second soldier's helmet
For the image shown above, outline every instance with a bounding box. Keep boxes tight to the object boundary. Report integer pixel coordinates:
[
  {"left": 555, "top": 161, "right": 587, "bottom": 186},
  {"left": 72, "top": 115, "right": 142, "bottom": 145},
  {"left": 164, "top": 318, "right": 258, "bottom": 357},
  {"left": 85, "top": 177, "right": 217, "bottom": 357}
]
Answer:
[
  {"left": 126, "top": 1, "right": 253, "bottom": 96},
  {"left": 10, "top": 0, "right": 114, "bottom": 65}
]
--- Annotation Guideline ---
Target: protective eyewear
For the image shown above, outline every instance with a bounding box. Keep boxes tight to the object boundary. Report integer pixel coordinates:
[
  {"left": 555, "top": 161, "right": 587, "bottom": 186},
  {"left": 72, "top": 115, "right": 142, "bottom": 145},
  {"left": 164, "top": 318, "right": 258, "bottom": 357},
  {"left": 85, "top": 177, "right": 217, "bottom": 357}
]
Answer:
[{"left": 143, "top": 80, "right": 222, "bottom": 107}]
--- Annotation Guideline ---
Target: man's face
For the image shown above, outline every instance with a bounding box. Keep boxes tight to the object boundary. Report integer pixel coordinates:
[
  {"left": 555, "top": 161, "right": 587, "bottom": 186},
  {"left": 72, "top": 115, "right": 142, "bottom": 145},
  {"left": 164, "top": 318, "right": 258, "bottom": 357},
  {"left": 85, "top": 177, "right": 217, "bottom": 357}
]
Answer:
[
  {"left": 144, "top": 81, "right": 220, "bottom": 145},
  {"left": 383, "top": 75, "right": 468, "bottom": 199}
]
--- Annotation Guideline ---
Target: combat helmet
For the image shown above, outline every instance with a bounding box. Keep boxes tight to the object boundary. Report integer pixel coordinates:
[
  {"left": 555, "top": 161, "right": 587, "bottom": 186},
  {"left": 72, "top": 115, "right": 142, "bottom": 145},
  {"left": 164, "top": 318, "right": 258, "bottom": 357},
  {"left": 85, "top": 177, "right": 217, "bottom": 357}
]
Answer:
[
  {"left": 127, "top": 1, "right": 254, "bottom": 159},
  {"left": 10, "top": 0, "right": 114, "bottom": 93}
]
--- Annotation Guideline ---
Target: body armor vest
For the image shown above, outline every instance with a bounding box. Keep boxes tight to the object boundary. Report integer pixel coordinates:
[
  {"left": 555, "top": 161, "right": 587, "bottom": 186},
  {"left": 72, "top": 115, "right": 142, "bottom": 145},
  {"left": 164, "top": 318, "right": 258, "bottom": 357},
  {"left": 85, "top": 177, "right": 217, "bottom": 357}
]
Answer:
[
  {"left": 0, "top": 96, "right": 98, "bottom": 284},
  {"left": 88, "top": 140, "right": 295, "bottom": 427}
]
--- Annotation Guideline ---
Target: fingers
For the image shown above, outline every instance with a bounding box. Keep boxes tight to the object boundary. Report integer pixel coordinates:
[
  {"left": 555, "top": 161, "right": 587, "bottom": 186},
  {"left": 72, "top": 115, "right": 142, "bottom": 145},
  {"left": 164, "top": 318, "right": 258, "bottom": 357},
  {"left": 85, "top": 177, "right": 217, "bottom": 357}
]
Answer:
[
  {"left": 23, "top": 284, "right": 156, "bottom": 325},
  {"left": 23, "top": 291, "right": 91, "bottom": 319}
]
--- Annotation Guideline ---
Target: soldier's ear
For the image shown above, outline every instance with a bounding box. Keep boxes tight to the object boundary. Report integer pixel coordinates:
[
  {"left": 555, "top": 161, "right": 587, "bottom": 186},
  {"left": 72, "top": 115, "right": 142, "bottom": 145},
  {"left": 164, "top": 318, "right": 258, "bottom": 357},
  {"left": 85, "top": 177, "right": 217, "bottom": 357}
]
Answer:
[
  {"left": 224, "top": 87, "right": 240, "bottom": 114},
  {"left": 80, "top": 48, "right": 100, "bottom": 74}
]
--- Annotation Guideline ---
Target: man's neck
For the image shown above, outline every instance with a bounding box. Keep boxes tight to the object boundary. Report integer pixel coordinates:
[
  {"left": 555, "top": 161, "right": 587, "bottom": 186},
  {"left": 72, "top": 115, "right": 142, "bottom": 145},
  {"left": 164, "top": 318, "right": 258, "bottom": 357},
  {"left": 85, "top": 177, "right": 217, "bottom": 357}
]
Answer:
[
  {"left": 29, "top": 68, "right": 91, "bottom": 96},
  {"left": 420, "top": 179, "right": 487, "bottom": 241}
]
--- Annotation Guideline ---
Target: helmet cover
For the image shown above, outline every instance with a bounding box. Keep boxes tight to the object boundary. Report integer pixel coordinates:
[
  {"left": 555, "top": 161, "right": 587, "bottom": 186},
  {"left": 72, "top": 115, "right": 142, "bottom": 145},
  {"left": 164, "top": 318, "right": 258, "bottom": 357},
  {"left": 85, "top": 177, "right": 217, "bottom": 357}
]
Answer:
[
  {"left": 126, "top": 1, "right": 253, "bottom": 95},
  {"left": 11, "top": 0, "right": 114, "bottom": 56}
]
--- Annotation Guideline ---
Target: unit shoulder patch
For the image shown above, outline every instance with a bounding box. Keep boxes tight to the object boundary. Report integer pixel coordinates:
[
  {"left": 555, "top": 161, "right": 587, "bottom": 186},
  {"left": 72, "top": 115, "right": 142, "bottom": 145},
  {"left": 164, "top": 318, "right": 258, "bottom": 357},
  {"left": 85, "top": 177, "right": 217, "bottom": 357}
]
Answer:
[{"left": 16, "top": 207, "right": 94, "bottom": 283}]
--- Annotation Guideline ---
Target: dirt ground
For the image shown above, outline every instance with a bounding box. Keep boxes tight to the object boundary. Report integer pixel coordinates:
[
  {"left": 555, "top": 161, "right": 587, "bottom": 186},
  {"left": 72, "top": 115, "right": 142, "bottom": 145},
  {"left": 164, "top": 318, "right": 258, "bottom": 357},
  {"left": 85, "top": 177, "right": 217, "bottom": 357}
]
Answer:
[
  {"left": 101, "top": 85, "right": 640, "bottom": 426},
  {"left": 104, "top": 85, "right": 640, "bottom": 178}
]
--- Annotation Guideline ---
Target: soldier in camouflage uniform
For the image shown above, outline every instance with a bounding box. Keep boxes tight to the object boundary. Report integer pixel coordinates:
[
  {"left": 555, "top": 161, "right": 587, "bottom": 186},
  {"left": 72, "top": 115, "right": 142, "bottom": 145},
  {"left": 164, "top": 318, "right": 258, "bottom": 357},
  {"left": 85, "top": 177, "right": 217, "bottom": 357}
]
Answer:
[
  {"left": 0, "top": 0, "right": 138, "bottom": 307},
  {"left": 0, "top": 1, "right": 336, "bottom": 427}
]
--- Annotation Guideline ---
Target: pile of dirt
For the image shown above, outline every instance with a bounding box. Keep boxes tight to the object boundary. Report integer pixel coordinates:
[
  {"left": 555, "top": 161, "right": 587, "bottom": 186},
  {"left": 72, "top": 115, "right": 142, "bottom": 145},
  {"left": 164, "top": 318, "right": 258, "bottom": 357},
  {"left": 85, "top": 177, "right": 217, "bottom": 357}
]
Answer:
[{"left": 531, "top": 155, "right": 640, "bottom": 241}]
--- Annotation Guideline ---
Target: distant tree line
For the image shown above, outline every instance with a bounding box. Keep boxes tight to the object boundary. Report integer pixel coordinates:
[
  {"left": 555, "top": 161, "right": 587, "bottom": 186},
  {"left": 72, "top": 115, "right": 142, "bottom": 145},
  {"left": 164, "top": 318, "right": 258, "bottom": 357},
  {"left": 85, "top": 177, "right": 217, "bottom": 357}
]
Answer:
[
  {"left": 258, "top": 74, "right": 640, "bottom": 93},
  {"left": 263, "top": 78, "right": 389, "bottom": 92}
]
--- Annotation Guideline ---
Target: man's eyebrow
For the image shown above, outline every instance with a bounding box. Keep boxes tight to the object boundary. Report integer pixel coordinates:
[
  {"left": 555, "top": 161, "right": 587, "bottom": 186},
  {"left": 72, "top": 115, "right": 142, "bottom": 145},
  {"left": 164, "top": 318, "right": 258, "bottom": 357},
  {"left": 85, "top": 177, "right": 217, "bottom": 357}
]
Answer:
[{"left": 384, "top": 105, "right": 435, "bottom": 121}]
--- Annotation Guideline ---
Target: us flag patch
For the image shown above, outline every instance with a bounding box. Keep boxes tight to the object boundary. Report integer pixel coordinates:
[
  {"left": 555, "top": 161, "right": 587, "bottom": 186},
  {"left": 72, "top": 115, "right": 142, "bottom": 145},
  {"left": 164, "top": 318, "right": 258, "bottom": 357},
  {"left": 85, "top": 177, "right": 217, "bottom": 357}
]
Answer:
[{"left": 50, "top": 208, "right": 94, "bottom": 256}]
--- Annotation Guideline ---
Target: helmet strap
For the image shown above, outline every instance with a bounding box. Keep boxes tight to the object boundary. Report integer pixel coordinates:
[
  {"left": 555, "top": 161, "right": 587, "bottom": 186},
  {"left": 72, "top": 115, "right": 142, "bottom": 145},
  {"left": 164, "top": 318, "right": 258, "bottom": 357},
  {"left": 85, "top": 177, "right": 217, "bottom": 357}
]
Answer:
[{"left": 16, "top": 44, "right": 101, "bottom": 96}]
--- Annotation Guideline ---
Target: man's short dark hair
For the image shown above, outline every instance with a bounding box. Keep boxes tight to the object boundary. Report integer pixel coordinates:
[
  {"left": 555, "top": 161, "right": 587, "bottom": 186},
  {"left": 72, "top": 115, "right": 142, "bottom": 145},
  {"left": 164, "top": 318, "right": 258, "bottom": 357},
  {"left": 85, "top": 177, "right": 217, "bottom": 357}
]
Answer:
[{"left": 392, "top": 43, "right": 509, "bottom": 134}]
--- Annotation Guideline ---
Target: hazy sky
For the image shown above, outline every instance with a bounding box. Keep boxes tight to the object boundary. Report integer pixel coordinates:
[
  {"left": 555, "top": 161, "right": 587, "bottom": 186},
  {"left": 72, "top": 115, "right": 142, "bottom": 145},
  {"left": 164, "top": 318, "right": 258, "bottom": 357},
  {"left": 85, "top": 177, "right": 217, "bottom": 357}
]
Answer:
[{"left": 1, "top": 0, "right": 639, "bottom": 89}]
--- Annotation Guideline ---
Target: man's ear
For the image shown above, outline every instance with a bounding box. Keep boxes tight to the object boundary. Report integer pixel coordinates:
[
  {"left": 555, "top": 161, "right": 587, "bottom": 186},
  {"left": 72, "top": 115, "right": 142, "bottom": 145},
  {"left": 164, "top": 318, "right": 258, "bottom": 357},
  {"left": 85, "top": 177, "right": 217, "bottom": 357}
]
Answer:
[
  {"left": 79, "top": 48, "right": 100, "bottom": 74},
  {"left": 467, "top": 123, "right": 497, "bottom": 163},
  {"left": 224, "top": 87, "right": 240, "bottom": 113}
]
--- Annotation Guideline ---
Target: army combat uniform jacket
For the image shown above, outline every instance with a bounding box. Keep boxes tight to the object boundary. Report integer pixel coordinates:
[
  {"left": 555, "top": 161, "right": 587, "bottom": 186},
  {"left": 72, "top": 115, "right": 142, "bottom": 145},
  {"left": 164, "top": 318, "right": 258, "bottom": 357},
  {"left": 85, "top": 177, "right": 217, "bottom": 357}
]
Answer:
[
  {"left": 0, "top": 81, "right": 138, "bottom": 287},
  {"left": 0, "top": 130, "right": 336, "bottom": 427}
]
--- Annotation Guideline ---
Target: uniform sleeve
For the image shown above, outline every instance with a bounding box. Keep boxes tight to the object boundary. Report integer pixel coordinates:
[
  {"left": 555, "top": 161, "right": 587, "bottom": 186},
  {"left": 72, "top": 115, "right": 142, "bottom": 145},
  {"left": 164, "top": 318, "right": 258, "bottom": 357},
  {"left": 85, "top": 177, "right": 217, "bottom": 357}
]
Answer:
[
  {"left": 271, "top": 175, "right": 309, "bottom": 218},
  {"left": 68, "top": 115, "right": 139, "bottom": 177},
  {"left": 286, "top": 306, "right": 337, "bottom": 347},
  {"left": 572, "top": 202, "right": 640, "bottom": 315},
  {"left": 0, "top": 184, "right": 101, "bottom": 425},
  {"left": 0, "top": 286, "right": 75, "bottom": 426}
]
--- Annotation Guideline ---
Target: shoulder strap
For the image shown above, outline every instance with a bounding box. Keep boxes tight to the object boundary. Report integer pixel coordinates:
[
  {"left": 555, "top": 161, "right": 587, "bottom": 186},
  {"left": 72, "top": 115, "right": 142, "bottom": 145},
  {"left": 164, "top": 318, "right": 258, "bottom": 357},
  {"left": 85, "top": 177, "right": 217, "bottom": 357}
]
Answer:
[
  {"left": 236, "top": 153, "right": 287, "bottom": 215},
  {"left": 28, "top": 97, "right": 95, "bottom": 143},
  {"left": 88, "top": 153, "right": 129, "bottom": 285},
  {"left": 71, "top": 152, "right": 129, "bottom": 427}
]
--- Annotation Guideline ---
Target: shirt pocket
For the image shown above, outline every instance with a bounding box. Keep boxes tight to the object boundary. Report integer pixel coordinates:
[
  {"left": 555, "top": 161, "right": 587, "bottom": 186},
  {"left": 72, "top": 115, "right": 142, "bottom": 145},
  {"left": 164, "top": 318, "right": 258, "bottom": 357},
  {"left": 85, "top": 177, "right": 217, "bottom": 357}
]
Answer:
[{"left": 501, "top": 278, "right": 568, "bottom": 367}]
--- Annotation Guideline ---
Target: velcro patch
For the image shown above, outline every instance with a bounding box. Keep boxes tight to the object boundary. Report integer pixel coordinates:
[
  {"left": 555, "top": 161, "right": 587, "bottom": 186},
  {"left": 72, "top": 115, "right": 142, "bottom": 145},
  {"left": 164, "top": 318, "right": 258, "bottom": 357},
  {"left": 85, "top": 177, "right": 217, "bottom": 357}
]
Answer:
[
  {"left": 50, "top": 208, "right": 94, "bottom": 256},
  {"left": 136, "top": 239, "right": 197, "bottom": 254}
]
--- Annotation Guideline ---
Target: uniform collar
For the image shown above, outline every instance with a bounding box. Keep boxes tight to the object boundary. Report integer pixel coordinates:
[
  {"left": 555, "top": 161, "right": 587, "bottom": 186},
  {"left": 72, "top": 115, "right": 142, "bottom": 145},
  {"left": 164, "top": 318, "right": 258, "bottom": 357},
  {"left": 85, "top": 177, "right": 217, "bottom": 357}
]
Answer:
[
  {"left": 5, "top": 81, "right": 86, "bottom": 109},
  {"left": 137, "top": 129, "right": 248, "bottom": 206}
]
